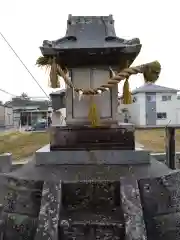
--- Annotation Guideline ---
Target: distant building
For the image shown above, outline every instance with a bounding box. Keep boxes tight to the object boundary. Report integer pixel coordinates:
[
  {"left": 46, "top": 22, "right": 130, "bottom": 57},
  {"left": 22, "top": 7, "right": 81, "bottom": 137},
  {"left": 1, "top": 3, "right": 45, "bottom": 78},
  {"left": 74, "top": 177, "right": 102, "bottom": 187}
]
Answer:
[
  {"left": 118, "top": 83, "right": 180, "bottom": 126},
  {"left": 0, "top": 103, "right": 13, "bottom": 129},
  {"left": 4, "top": 98, "right": 52, "bottom": 127}
]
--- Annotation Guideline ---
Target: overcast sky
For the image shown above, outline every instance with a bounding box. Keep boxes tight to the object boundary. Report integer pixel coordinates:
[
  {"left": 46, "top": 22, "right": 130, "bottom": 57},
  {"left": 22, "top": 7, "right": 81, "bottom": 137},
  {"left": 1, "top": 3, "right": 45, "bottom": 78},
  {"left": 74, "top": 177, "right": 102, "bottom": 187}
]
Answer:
[{"left": 0, "top": 0, "right": 179, "bottom": 102}]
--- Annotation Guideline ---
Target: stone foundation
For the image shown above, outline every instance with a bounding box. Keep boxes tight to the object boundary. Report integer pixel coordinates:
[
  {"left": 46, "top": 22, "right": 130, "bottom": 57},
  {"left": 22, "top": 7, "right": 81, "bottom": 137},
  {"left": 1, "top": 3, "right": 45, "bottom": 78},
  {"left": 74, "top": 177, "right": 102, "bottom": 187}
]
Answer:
[{"left": 50, "top": 125, "right": 135, "bottom": 150}]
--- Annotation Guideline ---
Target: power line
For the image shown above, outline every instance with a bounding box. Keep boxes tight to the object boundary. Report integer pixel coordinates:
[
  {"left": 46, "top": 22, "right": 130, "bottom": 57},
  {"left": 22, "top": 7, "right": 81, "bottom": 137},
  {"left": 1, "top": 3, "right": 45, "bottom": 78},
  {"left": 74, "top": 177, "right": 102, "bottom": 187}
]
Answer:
[
  {"left": 0, "top": 31, "right": 50, "bottom": 99},
  {"left": 0, "top": 88, "right": 16, "bottom": 97},
  {"left": 0, "top": 87, "right": 49, "bottom": 100}
]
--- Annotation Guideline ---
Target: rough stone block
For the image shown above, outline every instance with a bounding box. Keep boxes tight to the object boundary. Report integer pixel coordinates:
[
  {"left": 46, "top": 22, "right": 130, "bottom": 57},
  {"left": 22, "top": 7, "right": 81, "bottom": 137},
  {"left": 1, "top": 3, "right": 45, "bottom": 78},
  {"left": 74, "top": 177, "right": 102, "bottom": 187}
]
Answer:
[
  {"left": 139, "top": 171, "right": 180, "bottom": 239},
  {"left": 0, "top": 153, "right": 12, "bottom": 173},
  {"left": 154, "top": 212, "right": 180, "bottom": 240},
  {"left": 120, "top": 177, "right": 147, "bottom": 240},
  {"left": 2, "top": 213, "right": 37, "bottom": 240},
  {"left": 3, "top": 178, "right": 43, "bottom": 217},
  {"left": 139, "top": 171, "right": 180, "bottom": 217},
  {"left": 35, "top": 181, "right": 62, "bottom": 240}
]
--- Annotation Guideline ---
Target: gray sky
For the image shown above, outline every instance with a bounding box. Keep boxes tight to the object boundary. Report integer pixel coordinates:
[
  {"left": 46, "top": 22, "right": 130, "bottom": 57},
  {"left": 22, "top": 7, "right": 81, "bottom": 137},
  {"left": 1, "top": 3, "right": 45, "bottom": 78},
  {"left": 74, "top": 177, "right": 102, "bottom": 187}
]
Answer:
[{"left": 0, "top": 0, "right": 178, "bottom": 102}]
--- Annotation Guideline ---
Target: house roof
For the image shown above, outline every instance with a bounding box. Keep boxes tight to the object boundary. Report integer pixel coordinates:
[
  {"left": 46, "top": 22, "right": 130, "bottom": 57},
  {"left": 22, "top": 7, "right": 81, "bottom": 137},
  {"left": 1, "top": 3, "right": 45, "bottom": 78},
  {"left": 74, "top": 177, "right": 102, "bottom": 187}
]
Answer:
[
  {"left": 4, "top": 98, "right": 51, "bottom": 110},
  {"left": 131, "top": 83, "right": 179, "bottom": 94}
]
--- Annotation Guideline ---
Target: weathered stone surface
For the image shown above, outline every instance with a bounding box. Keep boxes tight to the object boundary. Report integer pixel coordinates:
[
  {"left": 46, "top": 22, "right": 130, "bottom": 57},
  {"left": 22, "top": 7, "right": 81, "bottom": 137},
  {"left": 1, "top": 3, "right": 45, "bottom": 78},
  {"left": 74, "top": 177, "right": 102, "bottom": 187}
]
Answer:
[
  {"left": 154, "top": 212, "right": 180, "bottom": 240},
  {"left": 60, "top": 223, "right": 123, "bottom": 239},
  {"left": 139, "top": 171, "right": 180, "bottom": 217},
  {"left": 3, "top": 178, "right": 42, "bottom": 217},
  {"left": 2, "top": 213, "right": 37, "bottom": 240},
  {"left": 0, "top": 153, "right": 12, "bottom": 173},
  {"left": 62, "top": 181, "right": 121, "bottom": 211},
  {"left": 50, "top": 125, "right": 135, "bottom": 150},
  {"left": 7, "top": 157, "right": 171, "bottom": 182},
  {"left": 0, "top": 154, "right": 13, "bottom": 206},
  {"left": 120, "top": 177, "right": 147, "bottom": 240},
  {"left": 139, "top": 171, "right": 180, "bottom": 239},
  {"left": 36, "top": 144, "right": 150, "bottom": 165},
  {"left": 60, "top": 181, "right": 124, "bottom": 239},
  {"left": 35, "top": 181, "right": 61, "bottom": 240}
]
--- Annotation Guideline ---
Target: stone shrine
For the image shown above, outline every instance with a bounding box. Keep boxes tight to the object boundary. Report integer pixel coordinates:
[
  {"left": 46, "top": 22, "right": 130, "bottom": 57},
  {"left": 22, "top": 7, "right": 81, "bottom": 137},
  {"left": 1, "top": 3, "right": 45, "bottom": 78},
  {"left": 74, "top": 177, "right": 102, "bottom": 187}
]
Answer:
[{"left": 0, "top": 14, "right": 180, "bottom": 240}]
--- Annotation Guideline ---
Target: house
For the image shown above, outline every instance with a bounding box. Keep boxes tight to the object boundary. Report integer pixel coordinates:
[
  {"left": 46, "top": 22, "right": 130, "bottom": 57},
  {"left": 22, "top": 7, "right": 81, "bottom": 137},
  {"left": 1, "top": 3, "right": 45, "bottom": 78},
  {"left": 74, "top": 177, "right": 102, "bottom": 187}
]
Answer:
[
  {"left": 118, "top": 83, "right": 180, "bottom": 126},
  {"left": 4, "top": 98, "right": 52, "bottom": 127},
  {"left": 0, "top": 103, "right": 14, "bottom": 129}
]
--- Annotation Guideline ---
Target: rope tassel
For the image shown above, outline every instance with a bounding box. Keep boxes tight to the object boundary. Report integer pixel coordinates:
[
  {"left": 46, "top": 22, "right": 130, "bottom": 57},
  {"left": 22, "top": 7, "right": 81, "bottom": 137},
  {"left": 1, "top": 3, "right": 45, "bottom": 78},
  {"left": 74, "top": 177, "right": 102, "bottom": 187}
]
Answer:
[
  {"left": 123, "top": 78, "right": 132, "bottom": 104},
  {"left": 49, "top": 57, "right": 59, "bottom": 88},
  {"left": 88, "top": 96, "right": 99, "bottom": 127}
]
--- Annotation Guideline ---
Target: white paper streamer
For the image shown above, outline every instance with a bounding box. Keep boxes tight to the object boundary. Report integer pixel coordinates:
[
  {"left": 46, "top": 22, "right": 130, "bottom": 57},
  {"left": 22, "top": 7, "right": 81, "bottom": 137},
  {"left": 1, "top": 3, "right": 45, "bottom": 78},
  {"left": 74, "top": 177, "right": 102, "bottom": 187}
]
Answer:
[
  {"left": 109, "top": 66, "right": 116, "bottom": 77},
  {"left": 78, "top": 90, "right": 83, "bottom": 101},
  {"left": 73, "top": 88, "right": 75, "bottom": 99},
  {"left": 97, "top": 90, "right": 102, "bottom": 95}
]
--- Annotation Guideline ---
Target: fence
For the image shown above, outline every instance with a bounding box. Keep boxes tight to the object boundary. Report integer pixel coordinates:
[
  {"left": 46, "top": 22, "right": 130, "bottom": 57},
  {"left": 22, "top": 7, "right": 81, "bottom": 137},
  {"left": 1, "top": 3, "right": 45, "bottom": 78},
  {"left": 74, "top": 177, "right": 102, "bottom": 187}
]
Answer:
[{"left": 136, "top": 125, "right": 180, "bottom": 170}]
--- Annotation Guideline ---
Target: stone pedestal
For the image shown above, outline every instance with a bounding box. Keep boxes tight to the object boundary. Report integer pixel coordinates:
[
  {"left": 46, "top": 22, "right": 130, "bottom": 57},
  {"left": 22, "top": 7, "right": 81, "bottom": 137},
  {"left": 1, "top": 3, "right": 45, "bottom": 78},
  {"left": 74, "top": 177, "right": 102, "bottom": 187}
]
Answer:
[
  {"left": 1, "top": 148, "right": 180, "bottom": 239},
  {"left": 50, "top": 124, "right": 135, "bottom": 150}
]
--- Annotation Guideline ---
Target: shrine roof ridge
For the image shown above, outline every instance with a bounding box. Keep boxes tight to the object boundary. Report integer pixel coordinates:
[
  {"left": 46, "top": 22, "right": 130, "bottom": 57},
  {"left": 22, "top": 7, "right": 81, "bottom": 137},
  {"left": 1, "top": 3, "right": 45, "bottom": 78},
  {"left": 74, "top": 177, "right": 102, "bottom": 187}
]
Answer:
[{"left": 40, "top": 14, "right": 141, "bottom": 53}]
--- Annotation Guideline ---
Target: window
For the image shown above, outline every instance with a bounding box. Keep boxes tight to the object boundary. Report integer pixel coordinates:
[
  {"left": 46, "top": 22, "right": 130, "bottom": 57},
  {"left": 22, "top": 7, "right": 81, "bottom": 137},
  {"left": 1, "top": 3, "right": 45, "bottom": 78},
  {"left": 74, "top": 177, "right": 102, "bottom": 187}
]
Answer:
[
  {"left": 162, "top": 95, "right": 171, "bottom": 101},
  {"left": 157, "top": 112, "right": 167, "bottom": 119},
  {"left": 146, "top": 95, "right": 156, "bottom": 102}
]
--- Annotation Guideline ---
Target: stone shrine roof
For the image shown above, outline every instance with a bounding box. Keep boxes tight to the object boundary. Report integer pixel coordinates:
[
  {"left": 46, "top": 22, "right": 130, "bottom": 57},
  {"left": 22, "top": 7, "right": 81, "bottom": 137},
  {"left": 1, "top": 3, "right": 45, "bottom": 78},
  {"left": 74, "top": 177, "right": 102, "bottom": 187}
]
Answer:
[
  {"left": 40, "top": 15, "right": 142, "bottom": 67},
  {"left": 41, "top": 15, "right": 141, "bottom": 51}
]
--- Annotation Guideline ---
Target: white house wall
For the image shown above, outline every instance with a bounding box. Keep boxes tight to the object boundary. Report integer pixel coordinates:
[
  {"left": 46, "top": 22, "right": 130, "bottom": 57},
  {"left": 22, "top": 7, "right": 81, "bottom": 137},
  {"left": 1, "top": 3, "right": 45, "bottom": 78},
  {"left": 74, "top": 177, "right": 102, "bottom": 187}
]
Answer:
[
  {"left": 135, "top": 93, "right": 146, "bottom": 125},
  {"left": 156, "top": 93, "right": 177, "bottom": 125},
  {"left": 118, "top": 93, "right": 145, "bottom": 125},
  {"left": 0, "top": 106, "right": 13, "bottom": 128},
  {"left": 120, "top": 93, "right": 145, "bottom": 126},
  {"left": 118, "top": 103, "right": 139, "bottom": 124},
  {"left": 4, "top": 107, "right": 14, "bottom": 127},
  {"left": 118, "top": 92, "right": 180, "bottom": 126},
  {"left": 0, "top": 105, "right": 5, "bottom": 127},
  {"left": 52, "top": 108, "right": 66, "bottom": 126},
  {"left": 176, "top": 108, "right": 180, "bottom": 124}
]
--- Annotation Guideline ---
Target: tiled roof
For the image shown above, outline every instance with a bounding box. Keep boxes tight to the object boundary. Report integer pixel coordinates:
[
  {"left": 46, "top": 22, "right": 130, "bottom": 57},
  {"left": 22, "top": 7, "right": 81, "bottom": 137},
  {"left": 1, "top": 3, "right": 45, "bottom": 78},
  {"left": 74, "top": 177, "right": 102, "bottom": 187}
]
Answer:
[
  {"left": 41, "top": 15, "right": 141, "bottom": 50},
  {"left": 4, "top": 99, "right": 51, "bottom": 110},
  {"left": 132, "top": 83, "right": 179, "bottom": 94}
]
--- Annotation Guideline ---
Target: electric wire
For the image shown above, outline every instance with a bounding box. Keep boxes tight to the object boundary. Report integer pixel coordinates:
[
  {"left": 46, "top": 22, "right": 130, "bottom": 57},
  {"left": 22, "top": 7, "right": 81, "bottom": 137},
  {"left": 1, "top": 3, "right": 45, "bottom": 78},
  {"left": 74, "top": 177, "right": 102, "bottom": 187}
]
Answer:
[
  {"left": 0, "top": 31, "right": 50, "bottom": 99},
  {"left": 0, "top": 88, "right": 17, "bottom": 97},
  {"left": 0, "top": 88, "right": 49, "bottom": 100}
]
